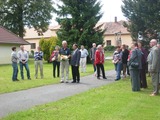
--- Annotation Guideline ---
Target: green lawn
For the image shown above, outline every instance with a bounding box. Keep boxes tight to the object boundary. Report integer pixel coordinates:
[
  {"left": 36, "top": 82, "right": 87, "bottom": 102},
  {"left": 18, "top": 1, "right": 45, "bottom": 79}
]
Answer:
[
  {"left": 2, "top": 77, "right": 159, "bottom": 120},
  {"left": 0, "top": 59, "right": 113, "bottom": 94}
]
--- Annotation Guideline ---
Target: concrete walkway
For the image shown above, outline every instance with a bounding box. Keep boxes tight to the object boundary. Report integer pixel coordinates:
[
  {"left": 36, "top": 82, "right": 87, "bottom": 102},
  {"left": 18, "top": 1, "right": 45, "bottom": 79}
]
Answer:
[{"left": 0, "top": 70, "right": 115, "bottom": 118}]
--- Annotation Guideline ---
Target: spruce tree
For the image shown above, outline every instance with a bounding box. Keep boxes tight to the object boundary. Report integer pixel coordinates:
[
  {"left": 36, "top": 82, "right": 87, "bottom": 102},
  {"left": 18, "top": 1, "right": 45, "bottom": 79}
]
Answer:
[{"left": 54, "top": 0, "right": 104, "bottom": 48}]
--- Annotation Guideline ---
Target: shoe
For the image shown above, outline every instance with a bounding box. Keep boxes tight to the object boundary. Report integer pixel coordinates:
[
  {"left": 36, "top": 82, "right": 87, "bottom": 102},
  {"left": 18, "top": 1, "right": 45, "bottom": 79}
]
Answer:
[
  {"left": 16, "top": 79, "right": 19, "bottom": 81},
  {"left": 60, "top": 80, "right": 64, "bottom": 83},
  {"left": 97, "top": 77, "right": 100, "bottom": 79},
  {"left": 103, "top": 77, "right": 107, "bottom": 79},
  {"left": 65, "top": 81, "right": 69, "bottom": 83},
  {"left": 150, "top": 93, "right": 157, "bottom": 96},
  {"left": 71, "top": 81, "right": 76, "bottom": 83},
  {"left": 77, "top": 81, "right": 80, "bottom": 83}
]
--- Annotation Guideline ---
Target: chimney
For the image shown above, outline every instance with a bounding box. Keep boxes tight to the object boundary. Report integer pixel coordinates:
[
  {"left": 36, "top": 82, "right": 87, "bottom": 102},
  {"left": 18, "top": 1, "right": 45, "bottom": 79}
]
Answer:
[{"left": 115, "top": 16, "right": 117, "bottom": 23}]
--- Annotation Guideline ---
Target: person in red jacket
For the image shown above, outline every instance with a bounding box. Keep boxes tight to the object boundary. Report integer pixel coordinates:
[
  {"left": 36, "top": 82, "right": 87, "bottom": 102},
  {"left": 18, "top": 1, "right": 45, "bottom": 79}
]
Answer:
[{"left": 95, "top": 45, "right": 107, "bottom": 79}]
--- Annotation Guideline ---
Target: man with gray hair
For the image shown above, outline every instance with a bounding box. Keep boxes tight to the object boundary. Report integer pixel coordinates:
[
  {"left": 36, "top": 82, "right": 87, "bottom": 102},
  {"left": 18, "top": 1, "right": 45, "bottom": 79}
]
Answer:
[
  {"left": 80, "top": 45, "right": 88, "bottom": 73},
  {"left": 90, "top": 43, "right": 97, "bottom": 72},
  {"left": 59, "top": 40, "right": 71, "bottom": 83},
  {"left": 147, "top": 39, "right": 160, "bottom": 96}
]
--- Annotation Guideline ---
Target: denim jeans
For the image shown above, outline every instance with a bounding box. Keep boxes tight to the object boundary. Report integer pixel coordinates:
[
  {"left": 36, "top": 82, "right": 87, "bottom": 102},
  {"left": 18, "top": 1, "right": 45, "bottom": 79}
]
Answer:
[
  {"left": 19, "top": 62, "right": 30, "bottom": 79},
  {"left": 115, "top": 62, "right": 122, "bottom": 80},
  {"left": 12, "top": 62, "right": 18, "bottom": 81}
]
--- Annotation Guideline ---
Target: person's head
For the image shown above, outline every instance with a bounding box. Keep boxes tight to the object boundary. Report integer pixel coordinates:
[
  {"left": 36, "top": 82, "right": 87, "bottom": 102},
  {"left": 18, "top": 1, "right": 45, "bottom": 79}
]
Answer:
[
  {"left": 55, "top": 45, "right": 60, "bottom": 51},
  {"left": 20, "top": 45, "right": 24, "bottom": 51},
  {"left": 121, "top": 44, "right": 126, "bottom": 49},
  {"left": 12, "top": 46, "right": 16, "bottom": 51},
  {"left": 150, "top": 39, "right": 157, "bottom": 47},
  {"left": 62, "top": 40, "right": 67, "bottom": 48},
  {"left": 92, "top": 43, "right": 96, "bottom": 48},
  {"left": 81, "top": 45, "right": 84, "bottom": 50},
  {"left": 97, "top": 45, "right": 102, "bottom": 51},
  {"left": 138, "top": 41, "right": 143, "bottom": 48},
  {"left": 131, "top": 42, "right": 138, "bottom": 49},
  {"left": 72, "top": 44, "right": 78, "bottom": 50},
  {"left": 116, "top": 46, "right": 121, "bottom": 52},
  {"left": 37, "top": 46, "right": 41, "bottom": 51}
]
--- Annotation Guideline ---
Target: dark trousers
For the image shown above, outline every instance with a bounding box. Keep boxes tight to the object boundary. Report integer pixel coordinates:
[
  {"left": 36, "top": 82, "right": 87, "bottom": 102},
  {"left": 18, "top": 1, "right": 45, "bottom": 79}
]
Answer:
[
  {"left": 96, "top": 64, "right": 106, "bottom": 78},
  {"left": 140, "top": 67, "right": 147, "bottom": 88},
  {"left": 53, "top": 61, "right": 60, "bottom": 77},
  {"left": 71, "top": 65, "right": 80, "bottom": 82},
  {"left": 92, "top": 59, "right": 96, "bottom": 72}
]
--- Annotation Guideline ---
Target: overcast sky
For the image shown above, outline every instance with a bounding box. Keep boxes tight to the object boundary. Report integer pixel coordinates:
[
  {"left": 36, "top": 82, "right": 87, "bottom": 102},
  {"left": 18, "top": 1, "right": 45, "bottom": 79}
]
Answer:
[{"left": 51, "top": 0, "right": 126, "bottom": 25}]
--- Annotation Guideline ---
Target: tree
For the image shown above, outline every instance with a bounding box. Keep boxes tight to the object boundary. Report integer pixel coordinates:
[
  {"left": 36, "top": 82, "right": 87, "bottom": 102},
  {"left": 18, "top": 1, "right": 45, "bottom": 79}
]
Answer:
[
  {"left": 54, "top": 0, "right": 104, "bottom": 49},
  {"left": 39, "top": 37, "right": 59, "bottom": 62},
  {"left": 121, "top": 0, "right": 160, "bottom": 41},
  {"left": 0, "top": 0, "right": 54, "bottom": 38}
]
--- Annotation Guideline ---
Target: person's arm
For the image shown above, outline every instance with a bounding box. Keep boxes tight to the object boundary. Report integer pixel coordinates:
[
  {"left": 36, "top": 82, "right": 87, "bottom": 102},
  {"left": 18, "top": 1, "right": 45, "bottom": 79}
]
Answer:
[
  {"left": 151, "top": 48, "right": 159, "bottom": 72},
  {"left": 17, "top": 51, "right": 22, "bottom": 62},
  {"left": 25, "top": 51, "right": 29, "bottom": 62},
  {"left": 76, "top": 50, "right": 81, "bottom": 66}
]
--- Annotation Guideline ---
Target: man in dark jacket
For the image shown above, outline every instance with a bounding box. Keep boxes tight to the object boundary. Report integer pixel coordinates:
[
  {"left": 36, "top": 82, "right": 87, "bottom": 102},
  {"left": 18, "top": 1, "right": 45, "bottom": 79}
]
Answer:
[{"left": 71, "top": 44, "right": 81, "bottom": 83}]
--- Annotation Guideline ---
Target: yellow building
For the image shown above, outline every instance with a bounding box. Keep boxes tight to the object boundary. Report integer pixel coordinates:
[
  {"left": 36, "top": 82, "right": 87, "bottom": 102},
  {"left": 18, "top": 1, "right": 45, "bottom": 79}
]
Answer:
[{"left": 24, "top": 20, "right": 132, "bottom": 52}]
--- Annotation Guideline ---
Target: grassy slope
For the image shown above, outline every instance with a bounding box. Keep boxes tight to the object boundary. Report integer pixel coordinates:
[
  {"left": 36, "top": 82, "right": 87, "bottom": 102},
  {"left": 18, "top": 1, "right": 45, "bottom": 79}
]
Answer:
[
  {"left": 2, "top": 78, "right": 159, "bottom": 120},
  {"left": 0, "top": 59, "right": 113, "bottom": 94}
]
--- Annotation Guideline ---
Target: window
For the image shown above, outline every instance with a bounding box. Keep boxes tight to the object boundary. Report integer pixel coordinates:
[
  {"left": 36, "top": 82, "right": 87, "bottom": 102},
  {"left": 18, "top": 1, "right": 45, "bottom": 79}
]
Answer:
[
  {"left": 31, "top": 43, "right": 36, "bottom": 49},
  {"left": 106, "top": 40, "right": 111, "bottom": 46}
]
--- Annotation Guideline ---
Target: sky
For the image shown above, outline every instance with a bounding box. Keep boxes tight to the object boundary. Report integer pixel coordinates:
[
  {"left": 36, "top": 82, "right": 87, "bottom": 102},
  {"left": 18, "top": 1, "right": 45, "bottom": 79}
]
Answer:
[{"left": 51, "top": 0, "right": 126, "bottom": 25}]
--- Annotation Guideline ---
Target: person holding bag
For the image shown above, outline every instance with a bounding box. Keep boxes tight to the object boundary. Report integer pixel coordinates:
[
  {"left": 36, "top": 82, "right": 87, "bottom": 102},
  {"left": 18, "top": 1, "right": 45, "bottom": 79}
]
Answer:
[
  {"left": 50, "top": 46, "right": 60, "bottom": 78},
  {"left": 128, "top": 42, "right": 142, "bottom": 91}
]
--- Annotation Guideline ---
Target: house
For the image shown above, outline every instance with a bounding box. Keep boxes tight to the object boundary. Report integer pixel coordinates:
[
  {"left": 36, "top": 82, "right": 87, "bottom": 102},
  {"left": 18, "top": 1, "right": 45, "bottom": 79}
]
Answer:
[
  {"left": 0, "top": 26, "right": 29, "bottom": 64},
  {"left": 24, "top": 18, "right": 132, "bottom": 52}
]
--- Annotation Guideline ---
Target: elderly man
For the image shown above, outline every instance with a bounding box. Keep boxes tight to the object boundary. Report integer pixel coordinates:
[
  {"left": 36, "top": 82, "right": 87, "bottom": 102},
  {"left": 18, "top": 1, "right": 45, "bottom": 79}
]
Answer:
[
  {"left": 18, "top": 45, "right": 31, "bottom": 80},
  {"left": 59, "top": 41, "right": 71, "bottom": 83},
  {"left": 90, "top": 43, "right": 97, "bottom": 72},
  {"left": 80, "top": 45, "right": 88, "bottom": 73},
  {"left": 147, "top": 39, "right": 160, "bottom": 96}
]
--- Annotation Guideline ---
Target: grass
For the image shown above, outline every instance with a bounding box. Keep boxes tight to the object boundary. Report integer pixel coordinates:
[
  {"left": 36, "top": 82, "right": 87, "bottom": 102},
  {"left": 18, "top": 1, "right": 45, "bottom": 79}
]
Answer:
[
  {"left": 0, "top": 59, "right": 113, "bottom": 94},
  {"left": 2, "top": 77, "right": 159, "bottom": 120}
]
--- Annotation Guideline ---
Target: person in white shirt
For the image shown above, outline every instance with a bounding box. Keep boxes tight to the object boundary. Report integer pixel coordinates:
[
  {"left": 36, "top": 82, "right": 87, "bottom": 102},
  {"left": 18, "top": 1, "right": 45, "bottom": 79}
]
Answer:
[
  {"left": 80, "top": 45, "right": 88, "bottom": 72},
  {"left": 18, "top": 45, "right": 31, "bottom": 80}
]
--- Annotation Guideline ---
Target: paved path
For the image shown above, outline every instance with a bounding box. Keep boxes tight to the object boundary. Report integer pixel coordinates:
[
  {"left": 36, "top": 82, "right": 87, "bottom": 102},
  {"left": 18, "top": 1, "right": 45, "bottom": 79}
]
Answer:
[{"left": 0, "top": 70, "right": 115, "bottom": 118}]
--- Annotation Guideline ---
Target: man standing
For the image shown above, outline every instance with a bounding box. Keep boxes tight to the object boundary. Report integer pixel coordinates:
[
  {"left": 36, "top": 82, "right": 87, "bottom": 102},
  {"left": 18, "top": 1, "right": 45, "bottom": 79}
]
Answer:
[
  {"left": 59, "top": 41, "right": 71, "bottom": 83},
  {"left": 34, "top": 46, "right": 43, "bottom": 79},
  {"left": 11, "top": 47, "right": 19, "bottom": 81},
  {"left": 80, "top": 45, "right": 88, "bottom": 73},
  {"left": 18, "top": 45, "right": 31, "bottom": 80},
  {"left": 147, "top": 39, "right": 160, "bottom": 96},
  {"left": 90, "top": 43, "right": 97, "bottom": 72},
  {"left": 71, "top": 44, "right": 81, "bottom": 83}
]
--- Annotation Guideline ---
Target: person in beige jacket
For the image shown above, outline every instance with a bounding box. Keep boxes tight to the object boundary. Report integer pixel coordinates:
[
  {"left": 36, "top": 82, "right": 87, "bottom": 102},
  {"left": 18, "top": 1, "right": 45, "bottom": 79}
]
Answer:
[{"left": 147, "top": 39, "right": 160, "bottom": 96}]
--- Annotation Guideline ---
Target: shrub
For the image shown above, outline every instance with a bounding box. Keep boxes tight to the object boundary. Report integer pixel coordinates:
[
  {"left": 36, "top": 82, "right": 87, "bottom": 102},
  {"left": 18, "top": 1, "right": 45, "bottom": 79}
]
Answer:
[{"left": 104, "top": 45, "right": 115, "bottom": 51}]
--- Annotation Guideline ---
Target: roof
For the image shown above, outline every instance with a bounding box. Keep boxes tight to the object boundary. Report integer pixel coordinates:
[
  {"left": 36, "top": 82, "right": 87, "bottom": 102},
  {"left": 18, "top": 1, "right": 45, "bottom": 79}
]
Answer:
[
  {"left": 0, "top": 26, "right": 29, "bottom": 45},
  {"left": 103, "top": 20, "right": 130, "bottom": 35},
  {"left": 24, "top": 27, "right": 53, "bottom": 39}
]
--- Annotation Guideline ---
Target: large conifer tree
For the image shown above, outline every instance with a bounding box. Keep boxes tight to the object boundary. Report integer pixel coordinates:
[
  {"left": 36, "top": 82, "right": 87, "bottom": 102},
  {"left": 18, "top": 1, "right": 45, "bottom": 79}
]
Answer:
[
  {"left": 0, "top": 0, "right": 54, "bottom": 38},
  {"left": 122, "top": 0, "right": 160, "bottom": 40},
  {"left": 54, "top": 0, "right": 104, "bottom": 48}
]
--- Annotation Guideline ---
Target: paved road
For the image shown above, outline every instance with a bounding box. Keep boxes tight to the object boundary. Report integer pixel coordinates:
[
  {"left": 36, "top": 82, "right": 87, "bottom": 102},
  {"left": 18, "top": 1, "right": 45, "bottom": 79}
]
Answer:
[{"left": 0, "top": 70, "right": 115, "bottom": 118}]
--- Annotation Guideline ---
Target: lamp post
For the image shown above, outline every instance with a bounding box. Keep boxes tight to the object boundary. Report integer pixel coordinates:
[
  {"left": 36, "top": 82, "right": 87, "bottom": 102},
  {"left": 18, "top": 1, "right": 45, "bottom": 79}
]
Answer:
[{"left": 115, "top": 31, "right": 122, "bottom": 46}]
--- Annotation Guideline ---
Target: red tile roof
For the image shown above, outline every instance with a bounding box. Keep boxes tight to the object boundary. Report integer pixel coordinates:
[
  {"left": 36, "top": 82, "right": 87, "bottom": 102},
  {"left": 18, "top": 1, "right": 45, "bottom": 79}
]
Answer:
[
  {"left": 104, "top": 20, "right": 130, "bottom": 35},
  {"left": 0, "top": 26, "right": 29, "bottom": 45}
]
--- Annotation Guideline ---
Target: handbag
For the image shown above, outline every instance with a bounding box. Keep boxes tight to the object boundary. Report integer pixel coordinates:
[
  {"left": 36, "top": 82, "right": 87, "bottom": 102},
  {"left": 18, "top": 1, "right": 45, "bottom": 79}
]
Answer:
[{"left": 128, "top": 50, "right": 139, "bottom": 68}]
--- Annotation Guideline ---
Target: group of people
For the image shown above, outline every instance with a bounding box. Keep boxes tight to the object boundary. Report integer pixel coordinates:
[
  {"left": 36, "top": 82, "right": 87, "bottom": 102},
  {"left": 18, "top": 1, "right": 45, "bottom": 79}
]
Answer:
[{"left": 113, "top": 39, "right": 160, "bottom": 96}]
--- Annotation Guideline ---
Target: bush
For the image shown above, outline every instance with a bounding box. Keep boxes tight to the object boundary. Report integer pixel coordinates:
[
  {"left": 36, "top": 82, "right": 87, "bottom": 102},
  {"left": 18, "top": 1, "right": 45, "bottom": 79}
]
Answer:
[
  {"left": 39, "top": 37, "right": 59, "bottom": 62},
  {"left": 104, "top": 45, "right": 115, "bottom": 51}
]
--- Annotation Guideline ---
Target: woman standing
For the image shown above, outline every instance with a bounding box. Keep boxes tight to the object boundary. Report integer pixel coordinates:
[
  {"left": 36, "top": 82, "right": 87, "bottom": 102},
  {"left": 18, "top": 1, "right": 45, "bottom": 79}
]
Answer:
[
  {"left": 128, "top": 42, "right": 142, "bottom": 91},
  {"left": 94, "top": 45, "right": 107, "bottom": 79},
  {"left": 50, "top": 46, "right": 60, "bottom": 78}
]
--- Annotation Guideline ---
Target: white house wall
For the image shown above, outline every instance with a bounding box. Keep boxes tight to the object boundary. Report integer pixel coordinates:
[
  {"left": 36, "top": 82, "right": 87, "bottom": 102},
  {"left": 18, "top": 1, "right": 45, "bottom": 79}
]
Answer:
[{"left": 0, "top": 44, "right": 20, "bottom": 64}]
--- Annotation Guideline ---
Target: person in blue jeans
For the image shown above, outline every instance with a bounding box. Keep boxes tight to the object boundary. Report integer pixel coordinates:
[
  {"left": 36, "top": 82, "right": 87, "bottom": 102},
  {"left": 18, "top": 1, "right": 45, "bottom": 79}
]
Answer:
[
  {"left": 18, "top": 45, "right": 31, "bottom": 80},
  {"left": 11, "top": 47, "right": 19, "bottom": 81},
  {"left": 112, "top": 46, "right": 122, "bottom": 81}
]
